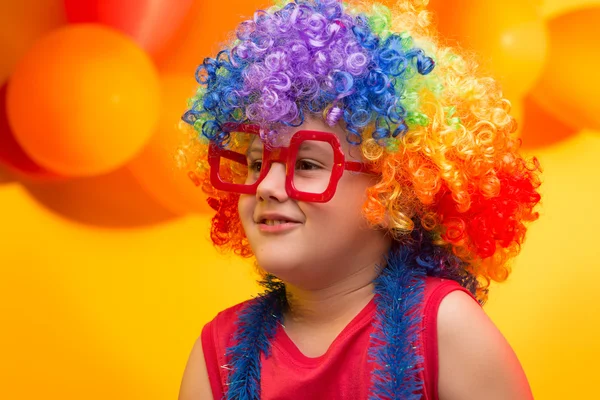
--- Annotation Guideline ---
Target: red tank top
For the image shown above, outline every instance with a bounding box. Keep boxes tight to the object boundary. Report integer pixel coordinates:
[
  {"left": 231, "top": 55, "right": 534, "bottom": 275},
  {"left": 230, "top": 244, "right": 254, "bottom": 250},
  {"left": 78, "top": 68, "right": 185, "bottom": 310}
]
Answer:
[{"left": 201, "top": 277, "right": 478, "bottom": 399}]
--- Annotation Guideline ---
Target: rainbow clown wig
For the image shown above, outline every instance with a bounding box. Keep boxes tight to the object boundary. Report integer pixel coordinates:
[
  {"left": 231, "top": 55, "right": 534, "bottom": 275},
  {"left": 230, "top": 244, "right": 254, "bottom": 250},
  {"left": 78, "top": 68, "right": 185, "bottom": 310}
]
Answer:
[{"left": 179, "top": 0, "right": 542, "bottom": 302}]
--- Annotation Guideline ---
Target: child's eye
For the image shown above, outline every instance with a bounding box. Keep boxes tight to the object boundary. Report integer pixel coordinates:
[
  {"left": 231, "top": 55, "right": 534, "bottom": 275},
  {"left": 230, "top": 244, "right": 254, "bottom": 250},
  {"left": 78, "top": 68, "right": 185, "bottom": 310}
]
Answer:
[
  {"left": 248, "top": 159, "right": 262, "bottom": 173},
  {"left": 295, "top": 159, "right": 322, "bottom": 171}
]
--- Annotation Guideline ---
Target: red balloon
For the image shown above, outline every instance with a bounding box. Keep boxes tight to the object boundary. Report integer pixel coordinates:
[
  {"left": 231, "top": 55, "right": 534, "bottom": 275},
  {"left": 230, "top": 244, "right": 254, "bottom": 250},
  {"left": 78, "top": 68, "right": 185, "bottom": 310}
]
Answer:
[
  {"left": 0, "top": 85, "right": 60, "bottom": 180},
  {"left": 63, "top": 0, "right": 193, "bottom": 55}
]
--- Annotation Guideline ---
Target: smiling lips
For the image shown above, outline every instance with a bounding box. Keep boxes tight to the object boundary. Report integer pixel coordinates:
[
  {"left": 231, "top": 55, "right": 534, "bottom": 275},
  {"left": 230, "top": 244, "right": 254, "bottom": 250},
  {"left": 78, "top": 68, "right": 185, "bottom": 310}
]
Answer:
[
  {"left": 263, "top": 219, "right": 291, "bottom": 226},
  {"left": 256, "top": 213, "right": 302, "bottom": 233}
]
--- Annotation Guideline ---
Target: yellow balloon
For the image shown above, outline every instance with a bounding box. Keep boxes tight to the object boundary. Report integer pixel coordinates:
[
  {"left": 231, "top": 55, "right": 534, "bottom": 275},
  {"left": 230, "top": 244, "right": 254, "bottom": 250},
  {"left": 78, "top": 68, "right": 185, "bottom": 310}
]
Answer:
[
  {"left": 428, "top": 0, "right": 548, "bottom": 100},
  {"left": 0, "top": 0, "right": 66, "bottom": 85},
  {"left": 542, "top": 0, "right": 600, "bottom": 18},
  {"left": 7, "top": 24, "right": 161, "bottom": 177},
  {"left": 128, "top": 75, "right": 211, "bottom": 215},
  {"left": 530, "top": 7, "right": 600, "bottom": 131}
]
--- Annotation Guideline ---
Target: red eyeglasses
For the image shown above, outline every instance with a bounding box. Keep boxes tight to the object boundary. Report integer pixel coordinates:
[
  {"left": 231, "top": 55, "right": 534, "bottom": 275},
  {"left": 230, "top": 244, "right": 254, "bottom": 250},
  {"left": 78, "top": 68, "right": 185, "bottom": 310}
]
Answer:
[{"left": 207, "top": 123, "right": 376, "bottom": 202}]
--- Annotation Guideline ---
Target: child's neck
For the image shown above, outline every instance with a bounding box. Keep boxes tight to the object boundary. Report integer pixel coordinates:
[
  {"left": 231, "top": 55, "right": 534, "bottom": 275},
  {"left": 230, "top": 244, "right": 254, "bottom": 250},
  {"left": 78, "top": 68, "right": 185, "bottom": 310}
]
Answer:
[
  {"left": 282, "top": 261, "right": 379, "bottom": 329},
  {"left": 278, "top": 262, "right": 380, "bottom": 357}
]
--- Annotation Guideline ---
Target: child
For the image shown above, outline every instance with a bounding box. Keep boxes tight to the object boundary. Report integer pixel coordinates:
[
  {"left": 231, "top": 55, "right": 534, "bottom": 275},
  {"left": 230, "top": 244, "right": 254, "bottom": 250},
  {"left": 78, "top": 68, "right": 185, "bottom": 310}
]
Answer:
[{"left": 178, "top": 0, "right": 541, "bottom": 398}]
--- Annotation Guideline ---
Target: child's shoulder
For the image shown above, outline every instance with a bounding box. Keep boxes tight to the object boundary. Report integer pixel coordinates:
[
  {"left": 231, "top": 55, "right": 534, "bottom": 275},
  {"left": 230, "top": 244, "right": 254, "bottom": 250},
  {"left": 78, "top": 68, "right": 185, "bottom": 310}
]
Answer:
[{"left": 421, "top": 276, "right": 479, "bottom": 314}]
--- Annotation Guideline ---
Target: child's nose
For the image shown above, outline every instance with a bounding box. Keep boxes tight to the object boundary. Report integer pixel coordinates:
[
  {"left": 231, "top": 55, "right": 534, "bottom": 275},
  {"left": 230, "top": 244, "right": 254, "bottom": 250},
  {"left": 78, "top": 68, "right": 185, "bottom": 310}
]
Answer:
[{"left": 256, "top": 162, "right": 288, "bottom": 202}]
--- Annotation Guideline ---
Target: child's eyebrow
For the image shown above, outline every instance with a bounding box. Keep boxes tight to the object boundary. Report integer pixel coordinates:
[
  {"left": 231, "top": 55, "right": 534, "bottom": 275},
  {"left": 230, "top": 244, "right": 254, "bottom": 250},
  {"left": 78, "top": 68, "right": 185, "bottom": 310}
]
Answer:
[
  {"left": 246, "top": 142, "right": 263, "bottom": 157},
  {"left": 299, "top": 142, "right": 314, "bottom": 151},
  {"left": 298, "top": 141, "right": 332, "bottom": 155},
  {"left": 244, "top": 138, "right": 333, "bottom": 157}
]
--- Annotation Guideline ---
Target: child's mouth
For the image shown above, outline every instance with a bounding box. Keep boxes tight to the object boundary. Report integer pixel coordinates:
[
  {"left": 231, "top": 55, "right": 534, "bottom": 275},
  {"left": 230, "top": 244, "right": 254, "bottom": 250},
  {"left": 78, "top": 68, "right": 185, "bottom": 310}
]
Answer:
[
  {"left": 263, "top": 219, "right": 289, "bottom": 226},
  {"left": 258, "top": 220, "right": 301, "bottom": 232}
]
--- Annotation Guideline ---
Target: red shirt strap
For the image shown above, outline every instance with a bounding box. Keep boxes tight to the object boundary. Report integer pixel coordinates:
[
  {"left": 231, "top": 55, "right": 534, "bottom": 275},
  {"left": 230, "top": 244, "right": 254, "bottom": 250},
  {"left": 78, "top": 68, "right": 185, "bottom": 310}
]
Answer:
[
  {"left": 422, "top": 278, "right": 480, "bottom": 400},
  {"left": 201, "top": 318, "right": 225, "bottom": 400}
]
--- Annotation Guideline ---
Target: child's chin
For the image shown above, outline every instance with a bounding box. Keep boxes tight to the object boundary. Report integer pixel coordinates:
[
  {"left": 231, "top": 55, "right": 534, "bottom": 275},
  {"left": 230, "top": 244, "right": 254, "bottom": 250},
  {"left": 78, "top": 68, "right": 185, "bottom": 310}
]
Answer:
[{"left": 255, "top": 255, "right": 304, "bottom": 281}]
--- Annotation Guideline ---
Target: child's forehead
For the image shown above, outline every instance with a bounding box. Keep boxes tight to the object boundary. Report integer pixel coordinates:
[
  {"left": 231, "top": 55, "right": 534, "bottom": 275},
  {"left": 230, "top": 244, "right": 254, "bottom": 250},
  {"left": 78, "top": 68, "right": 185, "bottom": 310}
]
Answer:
[
  {"left": 246, "top": 122, "right": 363, "bottom": 162},
  {"left": 257, "top": 117, "right": 355, "bottom": 150}
]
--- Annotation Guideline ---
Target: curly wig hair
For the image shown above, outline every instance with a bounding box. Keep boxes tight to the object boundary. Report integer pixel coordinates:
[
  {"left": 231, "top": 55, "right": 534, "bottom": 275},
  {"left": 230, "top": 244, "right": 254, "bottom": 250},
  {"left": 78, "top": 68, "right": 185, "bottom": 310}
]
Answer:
[{"left": 178, "top": 0, "right": 542, "bottom": 302}]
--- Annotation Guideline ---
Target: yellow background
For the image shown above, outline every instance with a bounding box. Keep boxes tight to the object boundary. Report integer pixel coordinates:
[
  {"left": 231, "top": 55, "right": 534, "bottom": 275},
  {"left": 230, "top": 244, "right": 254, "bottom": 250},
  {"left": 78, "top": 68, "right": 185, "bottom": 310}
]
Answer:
[
  {"left": 2, "top": 0, "right": 600, "bottom": 399},
  {"left": 2, "top": 133, "right": 599, "bottom": 399}
]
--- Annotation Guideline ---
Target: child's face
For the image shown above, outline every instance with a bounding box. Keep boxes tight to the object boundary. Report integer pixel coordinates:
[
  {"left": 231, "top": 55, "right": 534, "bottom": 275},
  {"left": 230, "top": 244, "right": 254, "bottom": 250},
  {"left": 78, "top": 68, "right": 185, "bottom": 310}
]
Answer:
[{"left": 238, "top": 117, "right": 392, "bottom": 289}]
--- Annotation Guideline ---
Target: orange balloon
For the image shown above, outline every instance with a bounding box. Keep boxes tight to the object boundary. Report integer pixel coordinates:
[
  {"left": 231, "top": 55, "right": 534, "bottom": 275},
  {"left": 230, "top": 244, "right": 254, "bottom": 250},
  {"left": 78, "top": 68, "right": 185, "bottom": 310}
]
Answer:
[
  {"left": 7, "top": 24, "right": 161, "bottom": 177},
  {"left": 64, "top": 0, "right": 193, "bottom": 56},
  {"left": 530, "top": 7, "right": 600, "bottom": 131},
  {"left": 155, "top": 0, "right": 271, "bottom": 74},
  {"left": 428, "top": 0, "right": 548, "bottom": 100},
  {"left": 0, "top": 84, "right": 62, "bottom": 181},
  {"left": 518, "top": 94, "right": 578, "bottom": 150},
  {"left": 0, "top": 0, "right": 66, "bottom": 85},
  {"left": 128, "top": 75, "right": 211, "bottom": 215}
]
